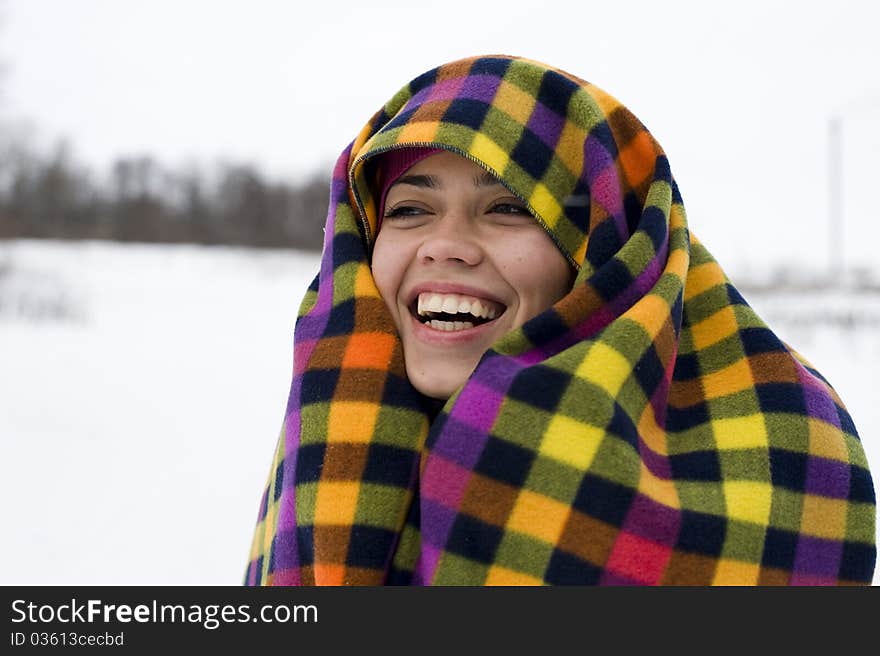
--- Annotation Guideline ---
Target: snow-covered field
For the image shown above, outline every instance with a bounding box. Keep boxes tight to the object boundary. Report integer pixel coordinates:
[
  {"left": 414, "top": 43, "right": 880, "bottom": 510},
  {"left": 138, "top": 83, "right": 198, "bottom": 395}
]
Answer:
[{"left": 1, "top": 239, "right": 878, "bottom": 585}]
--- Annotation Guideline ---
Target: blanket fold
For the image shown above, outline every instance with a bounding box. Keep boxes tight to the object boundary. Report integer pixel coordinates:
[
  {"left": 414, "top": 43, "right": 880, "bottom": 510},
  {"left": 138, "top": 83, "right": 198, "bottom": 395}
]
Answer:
[{"left": 245, "top": 55, "right": 875, "bottom": 585}]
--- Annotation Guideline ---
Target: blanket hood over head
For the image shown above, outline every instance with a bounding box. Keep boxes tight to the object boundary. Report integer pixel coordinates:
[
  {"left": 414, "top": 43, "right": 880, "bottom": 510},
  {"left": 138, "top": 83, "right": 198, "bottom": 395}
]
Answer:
[{"left": 246, "top": 55, "right": 875, "bottom": 585}]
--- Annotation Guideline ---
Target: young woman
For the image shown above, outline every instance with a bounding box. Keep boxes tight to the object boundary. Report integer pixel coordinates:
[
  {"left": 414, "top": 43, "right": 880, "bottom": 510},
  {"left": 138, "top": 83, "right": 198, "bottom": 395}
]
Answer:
[{"left": 245, "top": 55, "right": 875, "bottom": 585}]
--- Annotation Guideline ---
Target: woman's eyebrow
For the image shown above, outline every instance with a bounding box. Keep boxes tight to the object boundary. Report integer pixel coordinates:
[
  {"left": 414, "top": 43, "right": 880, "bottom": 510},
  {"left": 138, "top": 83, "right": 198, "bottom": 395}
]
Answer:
[
  {"left": 391, "top": 171, "right": 503, "bottom": 190},
  {"left": 392, "top": 174, "right": 438, "bottom": 189},
  {"left": 474, "top": 171, "right": 503, "bottom": 188}
]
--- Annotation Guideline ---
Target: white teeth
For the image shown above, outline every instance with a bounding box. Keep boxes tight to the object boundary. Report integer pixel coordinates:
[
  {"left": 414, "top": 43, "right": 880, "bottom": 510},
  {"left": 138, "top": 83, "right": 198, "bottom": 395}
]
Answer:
[
  {"left": 441, "top": 295, "right": 460, "bottom": 313},
  {"left": 416, "top": 292, "right": 503, "bottom": 321},
  {"left": 428, "top": 319, "right": 474, "bottom": 331},
  {"left": 428, "top": 295, "right": 444, "bottom": 312}
]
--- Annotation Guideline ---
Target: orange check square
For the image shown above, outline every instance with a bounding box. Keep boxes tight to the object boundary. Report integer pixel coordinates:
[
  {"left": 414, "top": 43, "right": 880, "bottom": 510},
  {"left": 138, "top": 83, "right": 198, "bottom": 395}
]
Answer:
[{"left": 341, "top": 333, "right": 395, "bottom": 370}]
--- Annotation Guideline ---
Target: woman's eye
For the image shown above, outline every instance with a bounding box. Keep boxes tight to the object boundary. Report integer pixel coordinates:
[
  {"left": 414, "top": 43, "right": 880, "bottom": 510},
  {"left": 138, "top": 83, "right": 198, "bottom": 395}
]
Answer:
[
  {"left": 489, "top": 202, "right": 531, "bottom": 216},
  {"left": 384, "top": 205, "right": 428, "bottom": 219}
]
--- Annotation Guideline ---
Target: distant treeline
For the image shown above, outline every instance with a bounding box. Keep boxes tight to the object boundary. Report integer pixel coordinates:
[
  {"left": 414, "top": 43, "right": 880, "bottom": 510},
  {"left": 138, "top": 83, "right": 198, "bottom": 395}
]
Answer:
[{"left": 0, "top": 140, "right": 329, "bottom": 250}]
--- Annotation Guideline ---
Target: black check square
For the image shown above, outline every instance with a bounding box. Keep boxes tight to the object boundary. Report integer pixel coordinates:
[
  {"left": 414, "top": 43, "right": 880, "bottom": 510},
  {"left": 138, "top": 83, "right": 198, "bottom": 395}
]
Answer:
[
  {"left": 296, "top": 525, "right": 315, "bottom": 562},
  {"left": 345, "top": 525, "right": 398, "bottom": 569},
  {"left": 545, "top": 548, "right": 602, "bottom": 585},
  {"left": 591, "top": 251, "right": 635, "bottom": 302},
  {"left": 623, "top": 191, "right": 643, "bottom": 236},
  {"left": 295, "top": 443, "right": 326, "bottom": 484},
  {"left": 537, "top": 71, "right": 578, "bottom": 119},
  {"left": 666, "top": 400, "right": 711, "bottom": 432},
  {"left": 332, "top": 232, "right": 365, "bottom": 270},
  {"left": 641, "top": 205, "right": 667, "bottom": 253},
  {"left": 362, "top": 443, "right": 417, "bottom": 488},
  {"left": 585, "top": 218, "right": 624, "bottom": 269},
  {"left": 469, "top": 57, "right": 512, "bottom": 78},
  {"left": 511, "top": 128, "right": 555, "bottom": 179},
  {"left": 380, "top": 372, "right": 424, "bottom": 411},
  {"left": 725, "top": 283, "right": 750, "bottom": 307},
  {"left": 673, "top": 351, "right": 701, "bottom": 380},
  {"left": 839, "top": 541, "right": 877, "bottom": 582},
  {"left": 445, "top": 514, "right": 503, "bottom": 564},
  {"left": 606, "top": 402, "right": 638, "bottom": 450},
  {"left": 386, "top": 565, "right": 414, "bottom": 585},
  {"left": 654, "top": 154, "right": 672, "bottom": 184},
  {"left": 769, "top": 448, "right": 808, "bottom": 491},
  {"left": 322, "top": 299, "right": 356, "bottom": 336},
  {"left": 442, "top": 98, "right": 491, "bottom": 131},
  {"left": 522, "top": 306, "right": 568, "bottom": 346},
  {"left": 670, "top": 289, "right": 684, "bottom": 339},
  {"left": 507, "top": 365, "right": 569, "bottom": 412},
  {"left": 300, "top": 368, "right": 340, "bottom": 404},
  {"left": 740, "top": 327, "right": 784, "bottom": 356},
  {"left": 677, "top": 510, "right": 726, "bottom": 556},
  {"left": 755, "top": 383, "right": 807, "bottom": 415},
  {"left": 670, "top": 450, "right": 722, "bottom": 482},
  {"left": 836, "top": 405, "right": 858, "bottom": 437},
  {"left": 273, "top": 458, "right": 286, "bottom": 501},
  {"left": 572, "top": 474, "right": 635, "bottom": 526},
  {"left": 632, "top": 343, "right": 665, "bottom": 401},
  {"left": 474, "top": 436, "right": 535, "bottom": 488},
  {"left": 849, "top": 465, "right": 875, "bottom": 503},
  {"left": 761, "top": 526, "right": 799, "bottom": 570}
]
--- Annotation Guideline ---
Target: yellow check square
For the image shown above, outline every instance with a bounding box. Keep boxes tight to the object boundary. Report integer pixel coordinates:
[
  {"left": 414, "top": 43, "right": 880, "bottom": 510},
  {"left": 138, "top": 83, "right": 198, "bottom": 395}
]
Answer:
[
  {"left": 629, "top": 294, "right": 670, "bottom": 340},
  {"left": 328, "top": 401, "right": 379, "bottom": 442},
  {"left": 528, "top": 183, "right": 563, "bottom": 228},
  {"left": 684, "top": 262, "right": 727, "bottom": 301},
  {"left": 691, "top": 306, "right": 737, "bottom": 350},
  {"left": 541, "top": 415, "right": 604, "bottom": 469},
  {"left": 314, "top": 481, "right": 359, "bottom": 525},
  {"left": 712, "top": 558, "right": 760, "bottom": 585},
  {"left": 702, "top": 358, "right": 754, "bottom": 400},
  {"left": 555, "top": 120, "right": 586, "bottom": 176},
  {"left": 712, "top": 414, "right": 768, "bottom": 450},
  {"left": 470, "top": 133, "right": 509, "bottom": 175},
  {"left": 398, "top": 120, "right": 440, "bottom": 144},
  {"left": 493, "top": 80, "right": 536, "bottom": 124},
  {"left": 507, "top": 490, "right": 571, "bottom": 544},
  {"left": 808, "top": 418, "right": 850, "bottom": 462},
  {"left": 723, "top": 481, "right": 772, "bottom": 525},
  {"left": 485, "top": 565, "right": 543, "bottom": 586},
  {"left": 577, "top": 342, "right": 631, "bottom": 398},
  {"left": 800, "top": 494, "right": 847, "bottom": 539}
]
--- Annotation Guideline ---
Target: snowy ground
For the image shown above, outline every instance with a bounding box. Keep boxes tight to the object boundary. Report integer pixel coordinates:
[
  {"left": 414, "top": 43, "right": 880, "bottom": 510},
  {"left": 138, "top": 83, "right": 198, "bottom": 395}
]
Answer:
[{"left": 1, "top": 239, "right": 878, "bottom": 585}]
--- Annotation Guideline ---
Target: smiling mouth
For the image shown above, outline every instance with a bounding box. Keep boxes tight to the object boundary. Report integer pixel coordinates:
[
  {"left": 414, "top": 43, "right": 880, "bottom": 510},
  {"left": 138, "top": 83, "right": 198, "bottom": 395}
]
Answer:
[{"left": 408, "top": 292, "right": 506, "bottom": 331}]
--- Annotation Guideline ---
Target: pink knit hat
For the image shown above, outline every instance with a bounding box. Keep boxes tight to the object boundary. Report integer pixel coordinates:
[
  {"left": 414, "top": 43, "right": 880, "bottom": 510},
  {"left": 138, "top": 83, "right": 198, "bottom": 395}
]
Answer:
[{"left": 375, "top": 146, "right": 444, "bottom": 230}]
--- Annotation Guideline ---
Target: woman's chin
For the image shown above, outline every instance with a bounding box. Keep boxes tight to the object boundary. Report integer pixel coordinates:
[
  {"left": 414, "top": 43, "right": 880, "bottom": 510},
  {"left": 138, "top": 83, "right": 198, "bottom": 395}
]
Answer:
[{"left": 406, "top": 363, "right": 473, "bottom": 400}]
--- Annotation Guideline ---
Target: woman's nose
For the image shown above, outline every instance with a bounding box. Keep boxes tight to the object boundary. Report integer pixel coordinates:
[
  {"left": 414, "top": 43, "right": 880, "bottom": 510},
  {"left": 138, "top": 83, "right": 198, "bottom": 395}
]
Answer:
[{"left": 415, "top": 212, "right": 483, "bottom": 266}]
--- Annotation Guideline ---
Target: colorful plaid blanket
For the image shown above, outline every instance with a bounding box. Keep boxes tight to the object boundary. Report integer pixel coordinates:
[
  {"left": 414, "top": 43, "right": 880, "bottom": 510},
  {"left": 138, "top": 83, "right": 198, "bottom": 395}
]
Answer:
[{"left": 245, "top": 55, "right": 876, "bottom": 585}]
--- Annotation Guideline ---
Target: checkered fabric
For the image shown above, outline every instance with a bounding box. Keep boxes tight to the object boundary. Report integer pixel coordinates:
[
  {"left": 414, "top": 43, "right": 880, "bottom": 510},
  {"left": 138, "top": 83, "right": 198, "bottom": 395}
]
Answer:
[{"left": 245, "top": 55, "right": 876, "bottom": 585}]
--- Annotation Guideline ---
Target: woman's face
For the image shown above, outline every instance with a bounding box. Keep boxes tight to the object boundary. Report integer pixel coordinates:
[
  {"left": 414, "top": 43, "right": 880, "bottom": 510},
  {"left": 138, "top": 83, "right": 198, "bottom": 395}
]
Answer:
[{"left": 371, "top": 151, "right": 573, "bottom": 399}]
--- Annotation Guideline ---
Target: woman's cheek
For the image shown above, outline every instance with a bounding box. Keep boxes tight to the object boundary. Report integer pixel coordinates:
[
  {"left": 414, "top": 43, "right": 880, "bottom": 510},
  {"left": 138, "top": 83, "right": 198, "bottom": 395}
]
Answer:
[
  {"left": 496, "top": 237, "right": 541, "bottom": 277},
  {"left": 372, "top": 236, "right": 410, "bottom": 307}
]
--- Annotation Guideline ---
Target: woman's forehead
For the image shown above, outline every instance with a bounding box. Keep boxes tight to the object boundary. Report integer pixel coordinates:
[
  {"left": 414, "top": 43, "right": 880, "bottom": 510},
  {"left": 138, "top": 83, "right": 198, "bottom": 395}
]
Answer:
[{"left": 390, "top": 152, "right": 503, "bottom": 190}]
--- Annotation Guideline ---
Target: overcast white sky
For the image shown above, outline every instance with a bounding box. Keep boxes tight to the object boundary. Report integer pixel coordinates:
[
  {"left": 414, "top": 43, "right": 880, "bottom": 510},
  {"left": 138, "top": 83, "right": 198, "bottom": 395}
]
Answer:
[{"left": 1, "top": 0, "right": 879, "bottom": 274}]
